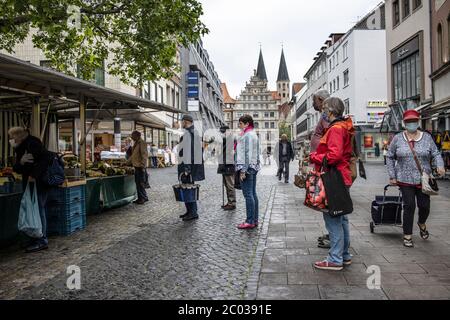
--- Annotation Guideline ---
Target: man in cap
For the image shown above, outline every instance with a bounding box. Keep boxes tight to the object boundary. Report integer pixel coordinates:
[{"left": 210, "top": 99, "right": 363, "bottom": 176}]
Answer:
[{"left": 178, "top": 114, "right": 205, "bottom": 221}]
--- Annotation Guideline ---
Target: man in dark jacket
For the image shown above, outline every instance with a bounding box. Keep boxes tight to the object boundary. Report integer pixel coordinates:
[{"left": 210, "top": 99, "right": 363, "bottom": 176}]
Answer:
[
  {"left": 178, "top": 114, "right": 205, "bottom": 221},
  {"left": 217, "top": 125, "right": 236, "bottom": 211},
  {"left": 9, "top": 127, "right": 53, "bottom": 253},
  {"left": 277, "top": 134, "right": 294, "bottom": 183}
]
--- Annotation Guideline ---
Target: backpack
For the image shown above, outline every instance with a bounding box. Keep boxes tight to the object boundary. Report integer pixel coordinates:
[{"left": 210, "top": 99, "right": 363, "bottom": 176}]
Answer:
[{"left": 42, "top": 152, "right": 65, "bottom": 186}]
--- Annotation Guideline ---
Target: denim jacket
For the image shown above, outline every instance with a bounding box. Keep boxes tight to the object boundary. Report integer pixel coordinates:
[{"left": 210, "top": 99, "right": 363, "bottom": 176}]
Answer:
[{"left": 236, "top": 129, "right": 260, "bottom": 173}]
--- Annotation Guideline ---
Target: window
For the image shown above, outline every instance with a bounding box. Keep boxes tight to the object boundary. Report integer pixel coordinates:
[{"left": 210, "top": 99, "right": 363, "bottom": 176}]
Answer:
[
  {"left": 438, "top": 24, "right": 443, "bottom": 66},
  {"left": 336, "top": 52, "right": 339, "bottom": 65},
  {"left": 253, "top": 112, "right": 259, "bottom": 118},
  {"left": 270, "top": 122, "right": 275, "bottom": 129},
  {"left": 265, "top": 122, "right": 269, "bottom": 129},
  {"left": 332, "top": 56, "right": 335, "bottom": 69},
  {"left": 270, "top": 112, "right": 275, "bottom": 118},
  {"left": 337, "top": 77, "right": 340, "bottom": 91},
  {"left": 402, "top": 0, "right": 410, "bottom": 19},
  {"left": 343, "top": 42, "right": 348, "bottom": 61},
  {"left": 283, "top": 93, "right": 286, "bottom": 98},
  {"left": 264, "top": 112, "right": 269, "bottom": 118},
  {"left": 329, "top": 60, "right": 332, "bottom": 72},
  {"left": 344, "top": 99, "right": 350, "bottom": 115},
  {"left": 254, "top": 122, "right": 259, "bottom": 129},
  {"left": 159, "top": 86, "right": 164, "bottom": 103},
  {"left": 448, "top": 15, "right": 450, "bottom": 61},
  {"left": 344, "top": 69, "right": 349, "bottom": 87},
  {"left": 393, "top": 1, "right": 400, "bottom": 26},
  {"left": 283, "top": 83, "right": 286, "bottom": 89},
  {"left": 413, "top": 0, "right": 421, "bottom": 10},
  {"left": 329, "top": 82, "right": 333, "bottom": 92},
  {"left": 333, "top": 80, "right": 336, "bottom": 92},
  {"left": 393, "top": 51, "right": 421, "bottom": 101}
]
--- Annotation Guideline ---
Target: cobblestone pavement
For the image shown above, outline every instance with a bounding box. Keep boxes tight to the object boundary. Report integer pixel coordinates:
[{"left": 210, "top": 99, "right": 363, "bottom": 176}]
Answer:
[
  {"left": 257, "top": 164, "right": 450, "bottom": 300},
  {"left": 0, "top": 163, "right": 277, "bottom": 300},
  {"left": 2, "top": 162, "right": 450, "bottom": 300}
]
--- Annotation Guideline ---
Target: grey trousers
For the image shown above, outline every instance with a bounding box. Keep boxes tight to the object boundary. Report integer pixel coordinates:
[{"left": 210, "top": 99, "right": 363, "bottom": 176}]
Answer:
[{"left": 223, "top": 174, "right": 236, "bottom": 205}]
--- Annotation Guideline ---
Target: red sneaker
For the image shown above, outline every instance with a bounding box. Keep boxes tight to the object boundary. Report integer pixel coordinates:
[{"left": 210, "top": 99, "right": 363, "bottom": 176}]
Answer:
[
  {"left": 314, "top": 260, "right": 343, "bottom": 271},
  {"left": 237, "top": 223, "right": 256, "bottom": 230}
]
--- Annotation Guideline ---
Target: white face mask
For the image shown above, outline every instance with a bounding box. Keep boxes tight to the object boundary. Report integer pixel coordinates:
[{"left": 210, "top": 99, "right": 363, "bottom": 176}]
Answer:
[{"left": 9, "top": 139, "right": 18, "bottom": 148}]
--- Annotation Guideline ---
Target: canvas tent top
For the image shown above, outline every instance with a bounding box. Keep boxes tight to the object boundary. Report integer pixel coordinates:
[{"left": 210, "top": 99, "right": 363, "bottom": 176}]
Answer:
[{"left": 0, "top": 52, "right": 183, "bottom": 114}]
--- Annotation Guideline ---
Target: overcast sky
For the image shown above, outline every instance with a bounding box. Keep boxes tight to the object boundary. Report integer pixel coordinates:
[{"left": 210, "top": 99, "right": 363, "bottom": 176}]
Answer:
[{"left": 200, "top": 0, "right": 383, "bottom": 98}]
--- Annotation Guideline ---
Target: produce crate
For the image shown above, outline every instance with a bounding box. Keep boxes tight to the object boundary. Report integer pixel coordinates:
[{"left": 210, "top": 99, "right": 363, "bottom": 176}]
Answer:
[
  {"left": 46, "top": 200, "right": 85, "bottom": 221},
  {"left": 48, "top": 185, "right": 86, "bottom": 205},
  {"left": 47, "top": 213, "right": 86, "bottom": 236}
]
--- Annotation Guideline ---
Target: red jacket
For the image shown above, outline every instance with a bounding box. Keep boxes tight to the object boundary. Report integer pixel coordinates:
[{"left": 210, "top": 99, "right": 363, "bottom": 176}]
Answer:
[{"left": 310, "top": 117, "right": 355, "bottom": 186}]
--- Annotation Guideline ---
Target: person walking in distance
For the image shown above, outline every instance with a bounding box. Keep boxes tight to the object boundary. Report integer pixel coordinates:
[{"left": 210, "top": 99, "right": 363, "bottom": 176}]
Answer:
[
  {"left": 218, "top": 125, "right": 236, "bottom": 211},
  {"left": 127, "top": 131, "right": 149, "bottom": 205},
  {"left": 178, "top": 114, "right": 205, "bottom": 221},
  {"left": 277, "top": 134, "right": 294, "bottom": 183}
]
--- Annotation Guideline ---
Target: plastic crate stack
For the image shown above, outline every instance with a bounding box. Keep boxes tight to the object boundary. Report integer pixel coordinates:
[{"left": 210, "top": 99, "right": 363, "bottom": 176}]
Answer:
[{"left": 46, "top": 185, "right": 86, "bottom": 236}]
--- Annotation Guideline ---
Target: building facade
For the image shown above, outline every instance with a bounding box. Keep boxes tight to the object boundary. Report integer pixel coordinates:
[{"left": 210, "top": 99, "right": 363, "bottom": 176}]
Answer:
[
  {"left": 184, "top": 40, "right": 225, "bottom": 133},
  {"left": 326, "top": 3, "right": 389, "bottom": 162},
  {"left": 221, "top": 83, "right": 236, "bottom": 129},
  {"left": 233, "top": 50, "right": 280, "bottom": 153},
  {"left": 384, "top": 0, "right": 433, "bottom": 131}
]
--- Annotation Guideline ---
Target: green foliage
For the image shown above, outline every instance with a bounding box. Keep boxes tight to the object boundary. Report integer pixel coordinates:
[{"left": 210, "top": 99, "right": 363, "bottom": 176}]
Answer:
[
  {"left": 0, "top": 0, "right": 208, "bottom": 86},
  {"left": 279, "top": 120, "right": 292, "bottom": 141}
]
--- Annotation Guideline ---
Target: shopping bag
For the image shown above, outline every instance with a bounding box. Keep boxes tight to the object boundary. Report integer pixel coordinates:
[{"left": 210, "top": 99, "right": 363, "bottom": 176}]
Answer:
[
  {"left": 321, "top": 158, "right": 353, "bottom": 217},
  {"left": 304, "top": 169, "right": 327, "bottom": 211},
  {"left": 18, "top": 182, "right": 43, "bottom": 238}
]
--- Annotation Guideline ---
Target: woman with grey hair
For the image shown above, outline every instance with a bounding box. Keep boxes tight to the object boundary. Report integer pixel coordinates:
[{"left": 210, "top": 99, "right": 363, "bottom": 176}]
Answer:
[
  {"left": 9, "top": 127, "right": 53, "bottom": 253},
  {"left": 309, "top": 97, "right": 355, "bottom": 271}
]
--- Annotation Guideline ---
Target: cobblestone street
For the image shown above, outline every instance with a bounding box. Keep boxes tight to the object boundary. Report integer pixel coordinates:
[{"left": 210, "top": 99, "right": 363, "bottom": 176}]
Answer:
[{"left": 1, "top": 162, "right": 450, "bottom": 300}]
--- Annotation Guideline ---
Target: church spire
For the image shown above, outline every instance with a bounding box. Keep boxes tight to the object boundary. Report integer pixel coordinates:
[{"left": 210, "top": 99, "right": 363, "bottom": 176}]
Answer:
[
  {"left": 277, "top": 49, "right": 290, "bottom": 82},
  {"left": 256, "top": 49, "right": 268, "bottom": 81}
]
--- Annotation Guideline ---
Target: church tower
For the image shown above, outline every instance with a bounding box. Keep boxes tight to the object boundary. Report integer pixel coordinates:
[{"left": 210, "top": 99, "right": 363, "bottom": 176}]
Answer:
[{"left": 276, "top": 48, "right": 290, "bottom": 104}]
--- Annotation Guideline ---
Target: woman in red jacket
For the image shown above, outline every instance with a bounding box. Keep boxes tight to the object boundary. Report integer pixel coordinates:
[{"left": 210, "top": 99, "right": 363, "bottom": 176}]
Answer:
[{"left": 310, "top": 97, "right": 355, "bottom": 271}]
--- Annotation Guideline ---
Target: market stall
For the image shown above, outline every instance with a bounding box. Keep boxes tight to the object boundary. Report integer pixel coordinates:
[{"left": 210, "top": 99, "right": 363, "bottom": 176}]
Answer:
[{"left": 0, "top": 53, "right": 182, "bottom": 246}]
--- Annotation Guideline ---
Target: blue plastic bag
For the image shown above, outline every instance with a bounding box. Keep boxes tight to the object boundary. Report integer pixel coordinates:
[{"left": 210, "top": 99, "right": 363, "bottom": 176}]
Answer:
[{"left": 18, "top": 182, "right": 43, "bottom": 238}]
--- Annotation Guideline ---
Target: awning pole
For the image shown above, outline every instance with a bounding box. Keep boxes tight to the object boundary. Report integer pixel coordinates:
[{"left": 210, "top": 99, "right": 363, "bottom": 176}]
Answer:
[
  {"left": 80, "top": 95, "right": 87, "bottom": 175},
  {"left": 31, "top": 97, "right": 40, "bottom": 139}
]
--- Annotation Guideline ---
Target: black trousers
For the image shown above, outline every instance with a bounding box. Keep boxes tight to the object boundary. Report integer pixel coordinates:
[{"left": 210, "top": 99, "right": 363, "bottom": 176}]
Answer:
[
  {"left": 134, "top": 167, "right": 149, "bottom": 201},
  {"left": 400, "top": 186, "right": 430, "bottom": 235},
  {"left": 278, "top": 159, "right": 290, "bottom": 181}
]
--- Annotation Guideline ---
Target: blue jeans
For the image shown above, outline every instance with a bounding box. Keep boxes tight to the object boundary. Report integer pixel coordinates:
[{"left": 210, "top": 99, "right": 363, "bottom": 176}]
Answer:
[
  {"left": 241, "top": 169, "right": 259, "bottom": 225},
  {"left": 322, "top": 213, "right": 351, "bottom": 265}
]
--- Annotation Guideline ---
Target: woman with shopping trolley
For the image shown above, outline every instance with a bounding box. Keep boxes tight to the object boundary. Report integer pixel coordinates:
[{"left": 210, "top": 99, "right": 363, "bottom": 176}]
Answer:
[{"left": 386, "top": 110, "right": 445, "bottom": 248}]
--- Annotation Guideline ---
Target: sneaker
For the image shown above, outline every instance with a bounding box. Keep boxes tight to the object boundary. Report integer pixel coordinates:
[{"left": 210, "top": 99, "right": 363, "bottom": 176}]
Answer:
[
  {"left": 318, "top": 234, "right": 330, "bottom": 242},
  {"left": 318, "top": 240, "right": 331, "bottom": 249},
  {"left": 314, "top": 260, "right": 343, "bottom": 271},
  {"left": 223, "top": 204, "right": 236, "bottom": 211},
  {"left": 134, "top": 199, "right": 147, "bottom": 205},
  {"left": 237, "top": 223, "right": 256, "bottom": 230},
  {"left": 182, "top": 214, "right": 199, "bottom": 222},
  {"left": 25, "top": 240, "right": 48, "bottom": 253},
  {"left": 343, "top": 259, "right": 352, "bottom": 266}
]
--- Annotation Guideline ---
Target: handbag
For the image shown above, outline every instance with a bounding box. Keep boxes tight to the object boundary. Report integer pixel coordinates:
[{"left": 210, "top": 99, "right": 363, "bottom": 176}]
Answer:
[
  {"left": 358, "top": 159, "right": 367, "bottom": 179},
  {"left": 304, "top": 168, "right": 327, "bottom": 212},
  {"left": 294, "top": 161, "right": 307, "bottom": 188},
  {"left": 321, "top": 158, "right": 353, "bottom": 217},
  {"left": 42, "top": 153, "right": 65, "bottom": 186},
  {"left": 18, "top": 182, "right": 43, "bottom": 238},
  {"left": 405, "top": 134, "right": 439, "bottom": 196}
]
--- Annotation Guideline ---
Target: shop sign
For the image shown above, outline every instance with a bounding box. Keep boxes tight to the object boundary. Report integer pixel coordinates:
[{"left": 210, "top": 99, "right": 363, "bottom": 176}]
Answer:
[
  {"left": 188, "top": 100, "right": 200, "bottom": 112},
  {"left": 367, "top": 112, "right": 385, "bottom": 123},
  {"left": 367, "top": 101, "right": 388, "bottom": 108}
]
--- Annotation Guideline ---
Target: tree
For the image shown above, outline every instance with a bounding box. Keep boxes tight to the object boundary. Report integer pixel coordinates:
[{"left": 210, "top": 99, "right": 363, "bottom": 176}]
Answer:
[
  {"left": 278, "top": 120, "right": 292, "bottom": 141},
  {"left": 0, "top": 0, "right": 208, "bottom": 87}
]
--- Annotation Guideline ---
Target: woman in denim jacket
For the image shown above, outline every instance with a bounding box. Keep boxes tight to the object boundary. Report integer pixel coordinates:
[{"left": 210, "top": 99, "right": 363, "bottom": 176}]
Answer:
[{"left": 236, "top": 115, "right": 260, "bottom": 229}]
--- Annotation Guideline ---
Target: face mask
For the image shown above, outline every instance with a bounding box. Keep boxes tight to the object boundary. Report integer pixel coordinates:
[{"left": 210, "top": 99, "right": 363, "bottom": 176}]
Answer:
[
  {"left": 405, "top": 122, "right": 419, "bottom": 133},
  {"left": 9, "top": 139, "right": 18, "bottom": 148},
  {"left": 323, "top": 111, "right": 331, "bottom": 123}
]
